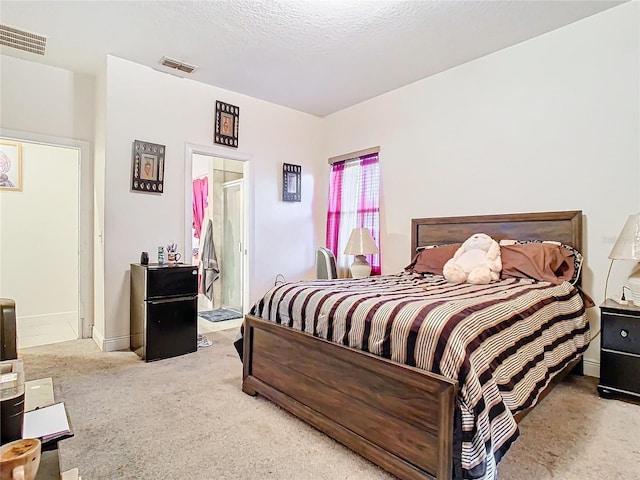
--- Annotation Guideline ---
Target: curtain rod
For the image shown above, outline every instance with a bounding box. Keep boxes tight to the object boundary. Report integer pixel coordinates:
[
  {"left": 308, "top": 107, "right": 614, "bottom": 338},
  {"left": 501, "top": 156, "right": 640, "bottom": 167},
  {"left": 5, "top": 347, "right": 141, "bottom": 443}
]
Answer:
[{"left": 328, "top": 146, "right": 379, "bottom": 165}]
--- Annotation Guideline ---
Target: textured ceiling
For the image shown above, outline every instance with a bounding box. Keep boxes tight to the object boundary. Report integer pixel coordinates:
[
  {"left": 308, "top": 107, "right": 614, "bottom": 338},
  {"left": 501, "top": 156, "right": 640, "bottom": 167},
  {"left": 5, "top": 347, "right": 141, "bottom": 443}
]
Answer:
[{"left": 0, "top": 0, "right": 625, "bottom": 117}]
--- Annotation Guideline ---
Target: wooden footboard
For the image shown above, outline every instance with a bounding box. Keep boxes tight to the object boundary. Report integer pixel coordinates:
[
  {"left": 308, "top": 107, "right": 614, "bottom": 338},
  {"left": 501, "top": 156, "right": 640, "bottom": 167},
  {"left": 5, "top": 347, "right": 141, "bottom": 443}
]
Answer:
[{"left": 242, "top": 314, "right": 458, "bottom": 480}]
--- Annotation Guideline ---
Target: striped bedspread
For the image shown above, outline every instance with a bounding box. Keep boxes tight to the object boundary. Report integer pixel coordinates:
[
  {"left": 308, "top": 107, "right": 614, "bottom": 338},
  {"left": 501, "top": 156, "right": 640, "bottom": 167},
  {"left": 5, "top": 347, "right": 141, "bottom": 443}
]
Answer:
[{"left": 249, "top": 272, "right": 591, "bottom": 479}]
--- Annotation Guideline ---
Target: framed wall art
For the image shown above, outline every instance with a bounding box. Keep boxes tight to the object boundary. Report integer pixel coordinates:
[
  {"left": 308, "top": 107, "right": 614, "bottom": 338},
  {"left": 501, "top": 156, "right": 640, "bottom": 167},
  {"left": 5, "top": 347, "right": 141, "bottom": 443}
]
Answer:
[
  {"left": 282, "top": 163, "right": 301, "bottom": 202},
  {"left": 214, "top": 100, "right": 239, "bottom": 148},
  {"left": 0, "top": 140, "right": 23, "bottom": 191},
  {"left": 131, "top": 140, "right": 165, "bottom": 194}
]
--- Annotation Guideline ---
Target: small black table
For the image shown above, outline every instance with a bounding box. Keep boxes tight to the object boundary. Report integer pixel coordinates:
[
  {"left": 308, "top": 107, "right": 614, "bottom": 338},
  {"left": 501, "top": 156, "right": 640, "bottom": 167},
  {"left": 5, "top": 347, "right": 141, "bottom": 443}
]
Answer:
[{"left": 597, "top": 300, "right": 640, "bottom": 400}]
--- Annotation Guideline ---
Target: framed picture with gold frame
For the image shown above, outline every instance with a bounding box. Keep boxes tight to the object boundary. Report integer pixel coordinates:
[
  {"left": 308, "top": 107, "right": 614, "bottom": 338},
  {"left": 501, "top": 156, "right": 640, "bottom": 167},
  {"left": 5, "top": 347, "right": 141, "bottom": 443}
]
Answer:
[
  {"left": 214, "top": 100, "right": 239, "bottom": 148},
  {"left": 131, "top": 140, "right": 165, "bottom": 194},
  {"left": 0, "top": 140, "right": 23, "bottom": 191}
]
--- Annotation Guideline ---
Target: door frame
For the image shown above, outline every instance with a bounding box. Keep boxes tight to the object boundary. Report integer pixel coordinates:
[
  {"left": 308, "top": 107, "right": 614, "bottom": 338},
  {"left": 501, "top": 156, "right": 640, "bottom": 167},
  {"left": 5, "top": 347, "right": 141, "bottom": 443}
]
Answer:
[
  {"left": 184, "top": 143, "right": 253, "bottom": 315},
  {"left": 0, "top": 127, "right": 92, "bottom": 339}
]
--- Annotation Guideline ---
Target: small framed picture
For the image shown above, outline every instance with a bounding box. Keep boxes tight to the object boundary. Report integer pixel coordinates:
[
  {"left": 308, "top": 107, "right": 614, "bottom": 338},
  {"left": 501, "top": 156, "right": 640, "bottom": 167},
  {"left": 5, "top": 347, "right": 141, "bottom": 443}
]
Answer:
[
  {"left": 131, "top": 140, "right": 165, "bottom": 194},
  {"left": 0, "top": 140, "right": 23, "bottom": 191},
  {"left": 282, "top": 163, "right": 301, "bottom": 202},
  {"left": 214, "top": 100, "right": 239, "bottom": 148}
]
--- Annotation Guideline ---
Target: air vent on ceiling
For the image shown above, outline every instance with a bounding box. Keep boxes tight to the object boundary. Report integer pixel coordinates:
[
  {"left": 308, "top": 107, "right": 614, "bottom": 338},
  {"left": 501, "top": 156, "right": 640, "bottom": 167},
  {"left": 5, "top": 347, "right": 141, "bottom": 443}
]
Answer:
[
  {"left": 160, "top": 56, "right": 197, "bottom": 74},
  {"left": 0, "top": 24, "right": 47, "bottom": 55}
]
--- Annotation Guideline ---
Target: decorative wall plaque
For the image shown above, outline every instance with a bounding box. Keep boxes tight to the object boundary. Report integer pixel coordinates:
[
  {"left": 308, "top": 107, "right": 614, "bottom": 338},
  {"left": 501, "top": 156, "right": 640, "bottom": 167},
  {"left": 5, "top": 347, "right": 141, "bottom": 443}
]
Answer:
[
  {"left": 214, "top": 100, "right": 239, "bottom": 148},
  {"left": 131, "top": 140, "right": 165, "bottom": 194},
  {"left": 282, "top": 163, "right": 301, "bottom": 202}
]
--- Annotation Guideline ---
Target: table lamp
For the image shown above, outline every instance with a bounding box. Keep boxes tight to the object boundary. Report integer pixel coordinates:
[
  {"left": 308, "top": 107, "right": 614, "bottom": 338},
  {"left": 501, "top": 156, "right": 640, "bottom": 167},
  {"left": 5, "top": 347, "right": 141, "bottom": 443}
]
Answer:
[
  {"left": 608, "top": 214, "right": 640, "bottom": 305},
  {"left": 344, "top": 227, "right": 379, "bottom": 278}
]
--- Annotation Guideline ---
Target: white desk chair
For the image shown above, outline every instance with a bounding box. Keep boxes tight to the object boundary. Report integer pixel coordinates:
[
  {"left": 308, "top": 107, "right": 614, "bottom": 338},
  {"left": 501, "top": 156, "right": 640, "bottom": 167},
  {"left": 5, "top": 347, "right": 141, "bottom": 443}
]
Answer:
[{"left": 316, "top": 247, "right": 338, "bottom": 279}]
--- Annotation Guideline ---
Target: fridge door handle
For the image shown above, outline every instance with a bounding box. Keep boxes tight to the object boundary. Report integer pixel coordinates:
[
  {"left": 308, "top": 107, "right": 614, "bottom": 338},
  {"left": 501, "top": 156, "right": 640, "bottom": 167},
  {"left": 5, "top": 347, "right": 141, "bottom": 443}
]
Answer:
[{"left": 148, "top": 296, "right": 197, "bottom": 305}]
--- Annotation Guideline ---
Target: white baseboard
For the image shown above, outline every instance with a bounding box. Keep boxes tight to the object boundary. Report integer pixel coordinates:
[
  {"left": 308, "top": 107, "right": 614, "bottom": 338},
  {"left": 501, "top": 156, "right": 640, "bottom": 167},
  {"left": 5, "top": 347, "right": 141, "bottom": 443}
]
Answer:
[
  {"left": 91, "top": 329, "right": 131, "bottom": 352},
  {"left": 19, "top": 311, "right": 77, "bottom": 328},
  {"left": 583, "top": 358, "right": 600, "bottom": 378},
  {"left": 103, "top": 335, "right": 130, "bottom": 352},
  {"left": 92, "top": 328, "right": 105, "bottom": 351}
]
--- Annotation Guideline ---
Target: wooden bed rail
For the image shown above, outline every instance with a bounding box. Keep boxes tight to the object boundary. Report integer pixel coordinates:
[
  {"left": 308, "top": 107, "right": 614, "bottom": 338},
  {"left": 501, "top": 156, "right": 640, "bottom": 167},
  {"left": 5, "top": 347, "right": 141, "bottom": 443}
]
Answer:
[{"left": 243, "top": 314, "right": 458, "bottom": 480}]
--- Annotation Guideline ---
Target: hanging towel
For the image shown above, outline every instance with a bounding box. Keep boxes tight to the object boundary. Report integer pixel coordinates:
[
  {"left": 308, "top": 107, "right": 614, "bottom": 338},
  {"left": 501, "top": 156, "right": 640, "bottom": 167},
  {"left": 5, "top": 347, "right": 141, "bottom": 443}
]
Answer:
[
  {"left": 192, "top": 177, "right": 209, "bottom": 239},
  {"left": 200, "top": 219, "right": 220, "bottom": 301}
]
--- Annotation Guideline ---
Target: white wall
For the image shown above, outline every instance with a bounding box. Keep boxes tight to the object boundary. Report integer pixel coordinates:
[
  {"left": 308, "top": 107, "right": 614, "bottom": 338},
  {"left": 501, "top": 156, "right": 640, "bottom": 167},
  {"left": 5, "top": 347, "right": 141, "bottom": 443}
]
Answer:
[
  {"left": 0, "top": 142, "right": 78, "bottom": 322},
  {"left": 101, "top": 56, "right": 322, "bottom": 349},
  {"left": 0, "top": 56, "right": 94, "bottom": 142},
  {"left": 321, "top": 2, "right": 640, "bottom": 376}
]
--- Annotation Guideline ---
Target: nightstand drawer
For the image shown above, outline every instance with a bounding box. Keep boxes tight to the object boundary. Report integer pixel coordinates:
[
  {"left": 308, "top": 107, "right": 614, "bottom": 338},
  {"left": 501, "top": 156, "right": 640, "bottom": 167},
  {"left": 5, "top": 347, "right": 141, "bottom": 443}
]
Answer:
[
  {"left": 601, "top": 312, "right": 640, "bottom": 355},
  {"left": 600, "top": 350, "right": 640, "bottom": 395}
]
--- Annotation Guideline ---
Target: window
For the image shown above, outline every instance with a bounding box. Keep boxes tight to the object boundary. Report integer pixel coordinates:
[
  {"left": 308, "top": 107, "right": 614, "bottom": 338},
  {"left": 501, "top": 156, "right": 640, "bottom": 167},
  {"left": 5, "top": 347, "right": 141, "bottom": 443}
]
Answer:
[{"left": 326, "top": 152, "right": 380, "bottom": 276}]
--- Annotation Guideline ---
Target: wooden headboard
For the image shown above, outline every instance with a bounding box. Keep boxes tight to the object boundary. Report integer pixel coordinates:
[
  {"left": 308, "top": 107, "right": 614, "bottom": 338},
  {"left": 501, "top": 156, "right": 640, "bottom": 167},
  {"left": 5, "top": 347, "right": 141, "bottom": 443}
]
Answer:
[{"left": 411, "top": 211, "right": 583, "bottom": 258}]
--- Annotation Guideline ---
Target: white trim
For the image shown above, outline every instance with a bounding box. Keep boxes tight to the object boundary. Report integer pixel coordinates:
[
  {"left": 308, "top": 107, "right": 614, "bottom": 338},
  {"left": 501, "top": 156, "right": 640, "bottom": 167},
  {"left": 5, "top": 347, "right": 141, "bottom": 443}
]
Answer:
[
  {"left": 583, "top": 358, "right": 599, "bottom": 378},
  {"left": 92, "top": 327, "right": 105, "bottom": 351},
  {"left": 328, "top": 146, "right": 380, "bottom": 164},
  {"left": 102, "top": 334, "right": 131, "bottom": 352},
  {"left": 18, "top": 311, "right": 77, "bottom": 320},
  {"left": 184, "top": 143, "right": 254, "bottom": 315},
  {"left": 0, "top": 128, "right": 92, "bottom": 340}
]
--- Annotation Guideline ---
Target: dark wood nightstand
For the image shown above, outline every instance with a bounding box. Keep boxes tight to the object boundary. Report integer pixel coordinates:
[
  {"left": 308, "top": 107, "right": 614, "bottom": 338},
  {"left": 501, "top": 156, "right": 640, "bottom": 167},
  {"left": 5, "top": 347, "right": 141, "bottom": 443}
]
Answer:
[{"left": 597, "top": 300, "right": 640, "bottom": 400}]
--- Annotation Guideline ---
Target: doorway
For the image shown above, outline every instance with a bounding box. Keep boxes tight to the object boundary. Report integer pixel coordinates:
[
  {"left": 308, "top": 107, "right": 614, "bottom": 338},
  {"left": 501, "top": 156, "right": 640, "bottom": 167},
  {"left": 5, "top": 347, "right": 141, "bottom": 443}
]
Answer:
[
  {"left": 186, "top": 145, "right": 251, "bottom": 335},
  {"left": 0, "top": 138, "right": 81, "bottom": 348}
]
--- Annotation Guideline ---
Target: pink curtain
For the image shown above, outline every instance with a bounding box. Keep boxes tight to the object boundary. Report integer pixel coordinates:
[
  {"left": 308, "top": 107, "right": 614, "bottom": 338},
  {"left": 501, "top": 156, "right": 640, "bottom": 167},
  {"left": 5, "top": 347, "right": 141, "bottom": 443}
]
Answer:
[
  {"left": 326, "top": 161, "right": 344, "bottom": 256},
  {"left": 192, "top": 177, "right": 209, "bottom": 239},
  {"left": 326, "top": 153, "right": 381, "bottom": 275}
]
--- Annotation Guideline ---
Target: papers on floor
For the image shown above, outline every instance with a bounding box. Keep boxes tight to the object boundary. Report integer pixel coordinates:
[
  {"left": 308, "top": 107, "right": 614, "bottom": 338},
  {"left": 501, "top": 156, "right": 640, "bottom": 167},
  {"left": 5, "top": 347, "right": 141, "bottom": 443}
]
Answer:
[
  {"left": 61, "top": 468, "right": 81, "bottom": 480},
  {"left": 22, "top": 402, "right": 72, "bottom": 443},
  {"left": 24, "top": 377, "right": 54, "bottom": 412}
]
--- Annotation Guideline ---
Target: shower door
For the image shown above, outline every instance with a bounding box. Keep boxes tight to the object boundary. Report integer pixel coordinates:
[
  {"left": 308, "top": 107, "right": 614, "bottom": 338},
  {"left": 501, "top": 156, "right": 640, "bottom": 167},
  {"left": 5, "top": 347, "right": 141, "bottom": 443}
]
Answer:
[{"left": 221, "top": 179, "right": 243, "bottom": 313}]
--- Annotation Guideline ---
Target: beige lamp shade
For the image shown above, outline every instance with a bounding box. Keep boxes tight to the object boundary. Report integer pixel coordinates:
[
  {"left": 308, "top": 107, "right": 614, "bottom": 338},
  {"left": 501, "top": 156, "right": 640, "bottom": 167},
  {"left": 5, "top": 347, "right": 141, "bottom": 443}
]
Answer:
[
  {"left": 344, "top": 228, "right": 378, "bottom": 278},
  {"left": 344, "top": 228, "right": 379, "bottom": 255},
  {"left": 609, "top": 214, "right": 640, "bottom": 260},
  {"left": 609, "top": 214, "right": 640, "bottom": 306}
]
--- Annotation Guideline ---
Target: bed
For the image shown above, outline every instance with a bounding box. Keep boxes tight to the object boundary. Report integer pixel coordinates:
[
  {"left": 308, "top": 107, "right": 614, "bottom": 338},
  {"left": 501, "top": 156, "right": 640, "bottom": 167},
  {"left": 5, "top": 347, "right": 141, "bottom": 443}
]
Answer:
[{"left": 240, "top": 211, "right": 590, "bottom": 480}]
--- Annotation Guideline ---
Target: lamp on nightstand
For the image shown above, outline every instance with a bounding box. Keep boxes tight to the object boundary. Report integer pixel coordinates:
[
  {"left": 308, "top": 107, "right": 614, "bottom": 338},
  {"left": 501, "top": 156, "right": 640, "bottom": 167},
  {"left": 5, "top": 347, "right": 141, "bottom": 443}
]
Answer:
[
  {"left": 608, "top": 214, "right": 640, "bottom": 305},
  {"left": 344, "top": 227, "right": 379, "bottom": 278}
]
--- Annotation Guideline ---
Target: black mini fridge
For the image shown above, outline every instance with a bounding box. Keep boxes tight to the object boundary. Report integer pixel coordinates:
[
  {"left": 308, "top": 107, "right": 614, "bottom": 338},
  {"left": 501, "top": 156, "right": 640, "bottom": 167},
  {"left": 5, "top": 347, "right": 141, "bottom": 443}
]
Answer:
[{"left": 130, "top": 263, "right": 198, "bottom": 361}]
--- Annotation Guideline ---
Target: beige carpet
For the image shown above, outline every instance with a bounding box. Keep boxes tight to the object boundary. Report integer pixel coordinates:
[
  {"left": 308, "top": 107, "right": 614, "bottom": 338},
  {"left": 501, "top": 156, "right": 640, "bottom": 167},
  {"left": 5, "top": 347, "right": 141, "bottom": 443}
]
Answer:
[{"left": 18, "top": 330, "right": 640, "bottom": 480}]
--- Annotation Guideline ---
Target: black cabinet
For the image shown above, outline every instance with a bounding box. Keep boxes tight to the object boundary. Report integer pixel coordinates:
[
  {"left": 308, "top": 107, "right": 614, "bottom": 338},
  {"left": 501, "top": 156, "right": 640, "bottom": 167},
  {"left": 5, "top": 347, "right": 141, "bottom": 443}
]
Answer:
[
  {"left": 130, "top": 263, "right": 198, "bottom": 361},
  {"left": 597, "top": 300, "right": 640, "bottom": 400}
]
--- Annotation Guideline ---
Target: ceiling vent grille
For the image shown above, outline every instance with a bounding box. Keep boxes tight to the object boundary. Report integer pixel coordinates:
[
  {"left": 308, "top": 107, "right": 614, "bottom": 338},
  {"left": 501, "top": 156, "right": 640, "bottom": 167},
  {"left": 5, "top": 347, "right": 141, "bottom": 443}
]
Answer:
[
  {"left": 160, "top": 56, "right": 197, "bottom": 74},
  {"left": 0, "top": 24, "right": 47, "bottom": 55}
]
